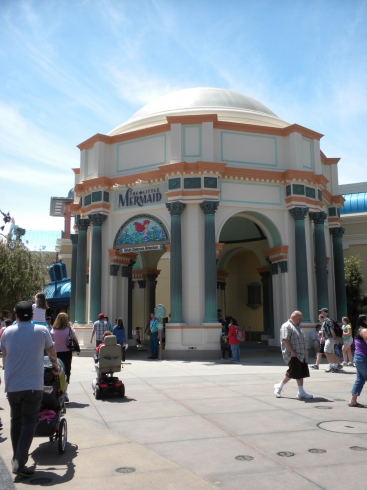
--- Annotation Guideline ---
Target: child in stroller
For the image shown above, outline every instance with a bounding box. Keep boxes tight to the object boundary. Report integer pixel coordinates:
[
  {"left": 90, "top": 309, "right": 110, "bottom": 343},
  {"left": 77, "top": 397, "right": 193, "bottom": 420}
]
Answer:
[{"left": 34, "top": 357, "right": 68, "bottom": 454}]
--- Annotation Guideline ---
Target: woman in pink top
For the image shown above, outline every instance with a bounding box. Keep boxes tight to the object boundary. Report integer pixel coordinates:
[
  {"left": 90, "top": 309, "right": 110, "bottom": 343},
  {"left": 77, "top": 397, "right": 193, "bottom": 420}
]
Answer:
[{"left": 51, "top": 312, "right": 78, "bottom": 403}]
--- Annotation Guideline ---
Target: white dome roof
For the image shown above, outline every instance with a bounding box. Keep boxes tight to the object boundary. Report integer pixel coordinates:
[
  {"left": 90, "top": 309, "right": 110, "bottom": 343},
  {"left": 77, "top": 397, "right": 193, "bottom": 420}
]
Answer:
[{"left": 109, "top": 87, "right": 289, "bottom": 136}]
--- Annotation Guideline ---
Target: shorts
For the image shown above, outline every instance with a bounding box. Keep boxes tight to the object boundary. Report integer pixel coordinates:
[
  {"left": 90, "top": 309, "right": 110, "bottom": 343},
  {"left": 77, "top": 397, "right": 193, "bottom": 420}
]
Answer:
[
  {"left": 343, "top": 338, "right": 353, "bottom": 345},
  {"left": 324, "top": 337, "right": 335, "bottom": 354},
  {"left": 286, "top": 357, "right": 310, "bottom": 380}
]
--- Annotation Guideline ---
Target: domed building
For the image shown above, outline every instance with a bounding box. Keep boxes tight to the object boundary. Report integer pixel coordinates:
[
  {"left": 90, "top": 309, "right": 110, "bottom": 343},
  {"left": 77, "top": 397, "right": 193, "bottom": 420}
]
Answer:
[{"left": 66, "top": 87, "right": 347, "bottom": 357}]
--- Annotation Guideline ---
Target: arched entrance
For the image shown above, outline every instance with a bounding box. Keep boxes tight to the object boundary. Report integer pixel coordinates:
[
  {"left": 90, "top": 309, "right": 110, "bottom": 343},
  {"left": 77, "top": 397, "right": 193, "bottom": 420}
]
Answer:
[
  {"left": 217, "top": 212, "right": 283, "bottom": 343},
  {"left": 113, "top": 214, "right": 170, "bottom": 341}
]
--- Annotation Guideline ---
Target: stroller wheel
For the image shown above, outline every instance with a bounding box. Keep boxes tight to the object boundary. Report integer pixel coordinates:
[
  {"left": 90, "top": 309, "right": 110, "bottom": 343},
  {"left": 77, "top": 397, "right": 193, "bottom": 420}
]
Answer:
[{"left": 58, "top": 418, "right": 67, "bottom": 454}]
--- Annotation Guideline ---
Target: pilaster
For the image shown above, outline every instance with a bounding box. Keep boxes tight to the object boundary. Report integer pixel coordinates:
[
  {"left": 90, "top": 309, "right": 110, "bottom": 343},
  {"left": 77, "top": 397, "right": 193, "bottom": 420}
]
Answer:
[
  {"left": 200, "top": 200, "right": 219, "bottom": 323},
  {"left": 289, "top": 207, "right": 310, "bottom": 320}
]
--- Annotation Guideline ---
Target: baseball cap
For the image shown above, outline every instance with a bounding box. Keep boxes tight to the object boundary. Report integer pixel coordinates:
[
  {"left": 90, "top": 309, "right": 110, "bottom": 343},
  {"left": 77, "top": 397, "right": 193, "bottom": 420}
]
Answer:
[
  {"left": 319, "top": 307, "right": 329, "bottom": 313},
  {"left": 14, "top": 301, "right": 33, "bottom": 321},
  {"left": 98, "top": 313, "right": 105, "bottom": 319}
]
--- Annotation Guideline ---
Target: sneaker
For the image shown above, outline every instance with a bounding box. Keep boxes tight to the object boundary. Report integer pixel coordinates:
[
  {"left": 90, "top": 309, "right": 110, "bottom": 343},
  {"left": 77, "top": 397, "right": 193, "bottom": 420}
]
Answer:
[
  {"left": 64, "top": 393, "right": 69, "bottom": 403},
  {"left": 348, "top": 362, "right": 355, "bottom": 367},
  {"left": 13, "top": 467, "right": 34, "bottom": 478},
  {"left": 311, "top": 364, "right": 319, "bottom": 369},
  {"left": 274, "top": 383, "right": 282, "bottom": 398},
  {"left": 325, "top": 366, "right": 332, "bottom": 372},
  {"left": 342, "top": 361, "right": 348, "bottom": 366},
  {"left": 338, "top": 364, "right": 343, "bottom": 370},
  {"left": 297, "top": 392, "right": 313, "bottom": 399}
]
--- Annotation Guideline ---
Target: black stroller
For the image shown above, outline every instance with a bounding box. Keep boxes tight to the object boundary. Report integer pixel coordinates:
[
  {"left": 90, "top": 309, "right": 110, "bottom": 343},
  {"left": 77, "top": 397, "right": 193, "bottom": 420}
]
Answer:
[{"left": 34, "top": 357, "right": 68, "bottom": 454}]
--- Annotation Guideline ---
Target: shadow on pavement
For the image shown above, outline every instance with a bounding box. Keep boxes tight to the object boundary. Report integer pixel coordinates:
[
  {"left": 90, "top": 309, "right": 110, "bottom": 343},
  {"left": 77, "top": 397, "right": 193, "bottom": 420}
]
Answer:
[{"left": 19, "top": 442, "right": 79, "bottom": 486}]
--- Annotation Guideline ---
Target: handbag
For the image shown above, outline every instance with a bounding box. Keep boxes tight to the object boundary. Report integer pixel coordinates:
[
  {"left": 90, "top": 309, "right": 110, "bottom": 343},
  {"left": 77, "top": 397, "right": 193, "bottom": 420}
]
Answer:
[{"left": 67, "top": 327, "right": 80, "bottom": 353}]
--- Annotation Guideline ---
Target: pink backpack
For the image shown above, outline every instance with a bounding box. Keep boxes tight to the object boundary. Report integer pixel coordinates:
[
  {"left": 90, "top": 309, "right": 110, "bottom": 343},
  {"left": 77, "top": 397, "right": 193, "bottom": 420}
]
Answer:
[{"left": 236, "top": 328, "right": 246, "bottom": 342}]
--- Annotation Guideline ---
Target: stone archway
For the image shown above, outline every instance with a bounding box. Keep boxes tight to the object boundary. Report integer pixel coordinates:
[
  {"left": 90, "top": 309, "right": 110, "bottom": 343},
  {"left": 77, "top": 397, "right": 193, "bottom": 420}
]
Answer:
[{"left": 217, "top": 212, "right": 281, "bottom": 343}]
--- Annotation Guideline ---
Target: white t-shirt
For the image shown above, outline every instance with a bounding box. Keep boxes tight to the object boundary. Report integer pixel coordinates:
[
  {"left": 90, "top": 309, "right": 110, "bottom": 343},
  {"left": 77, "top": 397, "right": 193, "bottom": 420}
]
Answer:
[{"left": 32, "top": 304, "right": 46, "bottom": 323}]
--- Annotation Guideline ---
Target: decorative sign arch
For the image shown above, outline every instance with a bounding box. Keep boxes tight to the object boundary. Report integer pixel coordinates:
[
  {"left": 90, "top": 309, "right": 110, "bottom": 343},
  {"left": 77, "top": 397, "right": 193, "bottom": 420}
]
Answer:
[{"left": 113, "top": 214, "right": 169, "bottom": 252}]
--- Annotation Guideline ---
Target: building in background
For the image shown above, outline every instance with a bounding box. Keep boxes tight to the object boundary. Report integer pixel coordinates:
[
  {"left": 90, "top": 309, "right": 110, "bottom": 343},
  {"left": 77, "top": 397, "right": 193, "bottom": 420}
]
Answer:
[{"left": 56, "top": 87, "right": 358, "bottom": 358}]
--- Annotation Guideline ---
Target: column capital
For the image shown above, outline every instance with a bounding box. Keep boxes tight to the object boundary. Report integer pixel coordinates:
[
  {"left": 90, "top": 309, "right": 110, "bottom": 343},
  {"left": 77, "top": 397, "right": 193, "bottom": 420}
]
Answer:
[
  {"left": 121, "top": 265, "right": 129, "bottom": 277},
  {"left": 289, "top": 207, "right": 309, "bottom": 220},
  {"left": 200, "top": 200, "right": 219, "bottom": 215},
  {"left": 88, "top": 213, "right": 107, "bottom": 227},
  {"left": 110, "top": 264, "right": 119, "bottom": 276},
  {"left": 70, "top": 233, "right": 78, "bottom": 245},
  {"left": 76, "top": 218, "right": 90, "bottom": 231},
  {"left": 138, "top": 280, "right": 146, "bottom": 289},
  {"left": 270, "top": 262, "right": 279, "bottom": 275},
  {"left": 279, "top": 260, "right": 288, "bottom": 273},
  {"left": 309, "top": 211, "right": 328, "bottom": 225},
  {"left": 166, "top": 202, "right": 186, "bottom": 216},
  {"left": 330, "top": 226, "right": 345, "bottom": 238}
]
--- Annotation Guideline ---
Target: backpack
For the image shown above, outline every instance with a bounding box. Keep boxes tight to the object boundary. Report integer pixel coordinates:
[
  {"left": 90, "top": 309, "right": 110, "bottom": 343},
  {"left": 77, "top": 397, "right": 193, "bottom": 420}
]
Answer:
[
  {"left": 236, "top": 328, "right": 246, "bottom": 342},
  {"left": 332, "top": 320, "right": 343, "bottom": 339}
]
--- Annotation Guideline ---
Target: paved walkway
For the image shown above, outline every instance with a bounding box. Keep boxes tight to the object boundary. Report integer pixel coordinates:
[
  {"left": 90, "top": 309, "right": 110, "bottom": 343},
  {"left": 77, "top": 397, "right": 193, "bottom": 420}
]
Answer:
[{"left": 1, "top": 351, "right": 366, "bottom": 489}]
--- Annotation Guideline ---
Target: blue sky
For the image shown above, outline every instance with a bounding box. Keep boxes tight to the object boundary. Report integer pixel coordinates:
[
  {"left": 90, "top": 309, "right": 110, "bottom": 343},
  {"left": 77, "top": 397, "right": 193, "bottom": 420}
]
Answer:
[{"left": 1, "top": 0, "right": 367, "bottom": 233}]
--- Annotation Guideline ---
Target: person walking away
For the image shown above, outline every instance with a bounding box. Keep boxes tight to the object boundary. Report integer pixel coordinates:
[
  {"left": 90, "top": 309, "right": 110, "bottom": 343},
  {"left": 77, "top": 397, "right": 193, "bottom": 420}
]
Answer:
[
  {"left": 220, "top": 330, "right": 232, "bottom": 360},
  {"left": 1, "top": 301, "right": 60, "bottom": 478},
  {"left": 310, "top": 315, "right": 326, "bottom": 370},
  {"left": 145, "top": 313, "right": 158, "bottom": 359},
  {"left": 90, "top": 313, "right": 107, "bottom": 347},
  {"left": 113, "top": 318, "right": 127, "bottom": 362},
  {"left": 274, "top": 310, "right": 313, "bottom": 399},
  {"left": 51, "top": 312, "right": 78, "bottom": 403},
  {"left": 32, "top": 292, "right": 48, "bottom": 326},
  {"left": 134, "top": 327, "right": 141, "bottom": 346},
  {"left": 228, "top": 317, "right": 240, "bottom": 363},
  {"left": 104, "top": 316, "right": 112, "bottom": 331},
  {"left": 319, "top": 308, "right": 342, "bottom": 372},
  {"left": 349, "top": 314, "right": 367, "bottom": 407},
  {"left": 1, "top": 309, "right": 10, "bottom": 327},
  {"left": 45, "top": 316, "right": 52, "bottom": 332},
  {"left": 341, "top": 316, "right": 354, "bottom": 366}
]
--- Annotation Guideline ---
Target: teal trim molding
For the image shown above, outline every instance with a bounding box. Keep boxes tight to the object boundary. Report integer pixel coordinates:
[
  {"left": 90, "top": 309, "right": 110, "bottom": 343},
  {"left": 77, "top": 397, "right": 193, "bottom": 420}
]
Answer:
[
  {"left": 293, "top": 184, "right": 305, "bottom": 195},
  {"left": 116, "top": 134, "right": 166, "bottom": 174},
  {"left": 92, "top": 191, "right": 102, "bottom": 202},
  {"left": 169, "top": 178, "right": 181, "bottom": 190},
  {"left": 305, "top": 187, "right": 316, "bottom": 199},
  {"left": 204, "top": 177, "right": 218, "bottom": 189},
  {"left": 221, "top": 131, "right": 278, "bottom": 167},
  {"left": 86, "top": 148, "right": 94, "bottom": 177},
  {"left": 220, "top": 181, "right": 282, "bottom": 207},
  {"left": 302, "top": 137, "right": 314, "bottom": 170},
  {"left": 183, "top": 125, "right": 201, "bottom": 157},
  {"left": 184, "top": 177, "right": 201, "bottom": 189}
]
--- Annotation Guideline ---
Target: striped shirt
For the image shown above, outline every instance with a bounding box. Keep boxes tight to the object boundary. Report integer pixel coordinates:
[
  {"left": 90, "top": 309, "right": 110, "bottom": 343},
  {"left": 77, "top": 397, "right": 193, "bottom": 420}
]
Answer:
[{"left": 280, "top": 319, "right": 308, "bottom": 364}]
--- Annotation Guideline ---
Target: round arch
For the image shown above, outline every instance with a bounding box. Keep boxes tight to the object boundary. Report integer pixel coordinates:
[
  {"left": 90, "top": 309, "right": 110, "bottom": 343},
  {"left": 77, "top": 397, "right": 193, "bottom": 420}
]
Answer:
[
  {"left": 113, "top": 213, "right": 170, "bottom": 249},
  {"left": 217, "top": 210, "right": 283, "bottom": 248}
]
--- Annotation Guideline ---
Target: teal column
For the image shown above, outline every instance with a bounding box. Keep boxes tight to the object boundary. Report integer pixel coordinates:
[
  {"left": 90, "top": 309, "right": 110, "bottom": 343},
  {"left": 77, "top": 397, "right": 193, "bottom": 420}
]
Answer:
[
  {"left": 75, "top": 218, "right": 90, "bottom": 324},
  {"left": 259, "top": 270, "right": 271, "bottom": 335},
  {"left": 200, "top": 201, "right": 219, "bottom": 323},
  {"left": 166, "top": 202, "right": 186, "bottom": 323},
  {"left": 88, "top": 213, "right": 107, "bottom": 322},
  {"left": 70, "top": 234, "right": 78, "bottom": 323},
  {"left": 310, "top": 212, "right": 329, "bottom": 312},
  {"left": 330, "top": 227, "right": 347, "bottom": 321},
  {"left": 289, "top": 207, "right": 310, "bottom": 321}
]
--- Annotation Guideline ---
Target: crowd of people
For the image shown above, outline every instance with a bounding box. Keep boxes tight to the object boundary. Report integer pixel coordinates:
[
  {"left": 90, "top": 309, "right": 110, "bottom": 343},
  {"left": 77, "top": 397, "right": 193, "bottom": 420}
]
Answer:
[{"left": 0, "top": 296, "right": 366, "bottom": 479}]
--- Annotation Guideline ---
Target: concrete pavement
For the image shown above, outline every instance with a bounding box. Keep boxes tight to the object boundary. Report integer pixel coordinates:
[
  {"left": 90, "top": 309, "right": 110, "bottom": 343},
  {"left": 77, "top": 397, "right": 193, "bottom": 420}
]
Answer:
[{"left": 1, "top": 350, "right": 367, "bottom": 489}]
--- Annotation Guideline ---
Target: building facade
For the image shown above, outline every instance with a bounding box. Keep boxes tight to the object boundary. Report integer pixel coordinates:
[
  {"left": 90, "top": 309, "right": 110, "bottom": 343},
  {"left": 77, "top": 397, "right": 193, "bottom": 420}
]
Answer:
[{"left": 65, "top": 87, "right": 349, "bottom": 358}]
